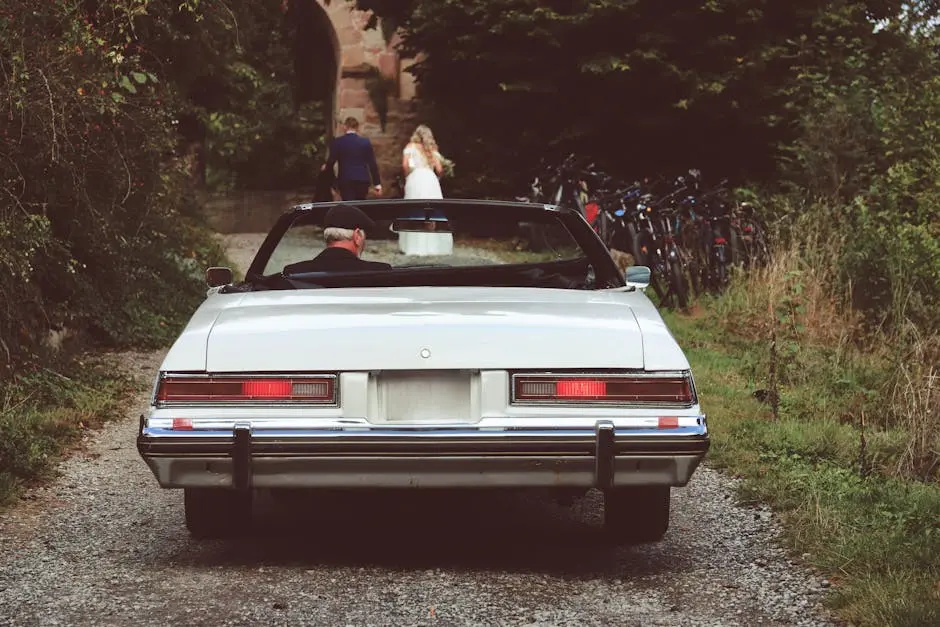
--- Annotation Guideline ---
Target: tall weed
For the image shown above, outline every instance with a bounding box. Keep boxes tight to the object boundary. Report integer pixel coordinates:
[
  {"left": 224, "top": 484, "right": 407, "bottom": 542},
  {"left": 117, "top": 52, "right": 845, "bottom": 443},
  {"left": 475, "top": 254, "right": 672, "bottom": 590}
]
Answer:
[
  {"left": 714, "top": 210, "right": 938, "bottom": 482},
  {"left": 888, "top": 327, "right": 940, "bottom": 481}
]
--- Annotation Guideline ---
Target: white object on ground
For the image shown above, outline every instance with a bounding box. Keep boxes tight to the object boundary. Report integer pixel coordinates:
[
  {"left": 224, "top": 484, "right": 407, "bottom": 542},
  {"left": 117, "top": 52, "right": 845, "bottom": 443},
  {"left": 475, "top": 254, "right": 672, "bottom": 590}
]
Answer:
[{"left": 398, "top": 230, "right": 454, "bottom": 256}]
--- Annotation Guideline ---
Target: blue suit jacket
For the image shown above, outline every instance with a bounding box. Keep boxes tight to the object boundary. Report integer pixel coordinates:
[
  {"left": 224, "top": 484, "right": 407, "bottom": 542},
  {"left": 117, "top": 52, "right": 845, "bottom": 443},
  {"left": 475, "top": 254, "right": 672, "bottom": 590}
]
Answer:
[{"left": 325, "top": 132, "right": 381, "bottom": 185}]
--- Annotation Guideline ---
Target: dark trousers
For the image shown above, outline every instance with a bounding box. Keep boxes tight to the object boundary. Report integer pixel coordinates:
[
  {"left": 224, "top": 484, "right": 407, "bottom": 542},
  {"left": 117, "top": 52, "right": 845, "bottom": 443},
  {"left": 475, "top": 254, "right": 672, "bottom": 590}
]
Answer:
[{"left": 338, "top": 180, "right": 370, "bottom": 201}]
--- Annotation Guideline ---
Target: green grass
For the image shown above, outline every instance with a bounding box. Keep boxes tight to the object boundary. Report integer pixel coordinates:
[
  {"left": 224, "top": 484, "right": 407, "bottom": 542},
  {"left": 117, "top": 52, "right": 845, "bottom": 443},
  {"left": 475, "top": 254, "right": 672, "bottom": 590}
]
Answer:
[
  {"left": 0, "top": 359, "right": 134, "bottom": 507},
  {"left": 663, "top": 306, "right": 940, "bottom": 626}
]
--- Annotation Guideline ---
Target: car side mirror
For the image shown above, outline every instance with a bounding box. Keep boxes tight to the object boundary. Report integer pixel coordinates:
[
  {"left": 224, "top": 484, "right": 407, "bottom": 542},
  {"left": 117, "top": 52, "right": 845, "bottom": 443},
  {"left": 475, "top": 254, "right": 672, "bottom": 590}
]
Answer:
[
  {"left": 625, "top": 265, "right": 651, "bottom": 289},
  {"left": 206, "top": 266, "right": 233, "bottom": 288}
]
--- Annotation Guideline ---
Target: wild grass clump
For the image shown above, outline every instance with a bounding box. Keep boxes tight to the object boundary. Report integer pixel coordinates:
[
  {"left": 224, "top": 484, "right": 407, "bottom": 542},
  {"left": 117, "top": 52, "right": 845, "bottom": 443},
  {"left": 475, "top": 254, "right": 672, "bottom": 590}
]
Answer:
[
  {"left": 708, "top": 205, "right": 939, "bottom": 483},
  {"left": 887, "top": 328, "right": 940, "bottom": 481},
  {"left": 668, "top": 286, "right": 940, "bottom": 626},
  {"left": 0, "top": 360, "right": 131, "bottom": 506},
  {"left": 666, "top": 196, "right": 940, "bottom": 625}
]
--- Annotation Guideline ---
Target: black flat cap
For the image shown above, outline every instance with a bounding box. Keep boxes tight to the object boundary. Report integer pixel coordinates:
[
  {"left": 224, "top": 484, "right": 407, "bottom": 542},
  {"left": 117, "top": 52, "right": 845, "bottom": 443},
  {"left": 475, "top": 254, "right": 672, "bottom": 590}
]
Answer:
[{"left": 323, "top": 203, "right": 376, "bottom": 231}]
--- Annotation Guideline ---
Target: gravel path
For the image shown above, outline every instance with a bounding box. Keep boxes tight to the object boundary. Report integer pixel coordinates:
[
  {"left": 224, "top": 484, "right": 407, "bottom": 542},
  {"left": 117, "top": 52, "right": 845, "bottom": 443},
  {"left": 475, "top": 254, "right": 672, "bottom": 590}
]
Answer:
[{"left": 0, "top": 234, "right": 840, "bottom": 627}]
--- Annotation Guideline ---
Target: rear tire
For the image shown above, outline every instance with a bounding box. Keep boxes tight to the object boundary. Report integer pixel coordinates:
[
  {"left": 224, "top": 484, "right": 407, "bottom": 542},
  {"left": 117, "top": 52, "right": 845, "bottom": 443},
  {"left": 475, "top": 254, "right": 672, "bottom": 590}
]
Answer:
[
  {"left": 603, "top": 486, "right": 671, "bottom": 544},
  {"left": 715, "top": 258, "right": 728, "bottom": 289},
  {"left": 628, "top": 226, "right": 646, "bottom": 266},
  {"left": 184, "top": 488, "right": 252, "bottom": 539},
  {"left": 729, "top": 225, "right": 743, "bottom": 268},
  {"left": 597, "top": 211, "right": 612, "bottom": 247},
  {"left": 669, "top": 259, "right": 690, "bottom": 309},
  {"left": 686, "top": 258, "right": 704, "bottom": 297}
]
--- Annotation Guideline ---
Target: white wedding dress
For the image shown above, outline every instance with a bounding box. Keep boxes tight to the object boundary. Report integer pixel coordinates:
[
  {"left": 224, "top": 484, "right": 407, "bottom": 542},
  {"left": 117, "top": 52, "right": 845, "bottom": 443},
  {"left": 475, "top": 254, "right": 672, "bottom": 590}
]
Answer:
[
  {"left": 403, "top": 144, "right": 443, "bottom": 199},
  {"left": 399, "top": 143, "right": 452, "bottom": 256}
]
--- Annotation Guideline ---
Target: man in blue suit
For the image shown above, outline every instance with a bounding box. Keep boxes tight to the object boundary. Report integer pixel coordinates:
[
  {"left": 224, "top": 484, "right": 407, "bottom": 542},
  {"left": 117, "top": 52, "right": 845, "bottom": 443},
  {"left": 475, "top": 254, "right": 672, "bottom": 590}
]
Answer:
[{"left": 321, "top": 116, "right": 382, "bottom": 201}]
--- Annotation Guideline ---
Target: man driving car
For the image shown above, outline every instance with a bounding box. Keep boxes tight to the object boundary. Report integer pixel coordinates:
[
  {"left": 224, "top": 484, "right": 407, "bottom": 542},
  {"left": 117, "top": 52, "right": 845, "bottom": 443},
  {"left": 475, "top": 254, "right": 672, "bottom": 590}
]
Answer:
[{"left": 283, "top": 204, "right": 392, "bottom": 274}]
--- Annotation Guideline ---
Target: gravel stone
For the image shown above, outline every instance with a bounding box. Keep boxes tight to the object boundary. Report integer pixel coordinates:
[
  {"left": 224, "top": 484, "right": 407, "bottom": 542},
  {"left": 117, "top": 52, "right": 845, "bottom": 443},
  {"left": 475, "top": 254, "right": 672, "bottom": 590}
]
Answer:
[{"left": 0, "top": 235, "right": 841, "bottom": 626}]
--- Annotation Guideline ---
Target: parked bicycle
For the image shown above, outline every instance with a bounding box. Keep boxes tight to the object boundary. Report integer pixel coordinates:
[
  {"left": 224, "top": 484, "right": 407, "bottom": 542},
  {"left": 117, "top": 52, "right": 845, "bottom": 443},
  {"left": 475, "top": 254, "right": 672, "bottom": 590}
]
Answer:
[{"left": 516, "top": 158, "right": 773, "bottom": 309}]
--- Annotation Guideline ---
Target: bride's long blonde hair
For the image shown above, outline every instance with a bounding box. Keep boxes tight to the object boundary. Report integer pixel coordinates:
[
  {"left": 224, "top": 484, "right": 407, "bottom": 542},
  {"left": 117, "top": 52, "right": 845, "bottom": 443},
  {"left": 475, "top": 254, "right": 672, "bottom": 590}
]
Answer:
[{"left": 410, "top": 124, "right": 439, "bottom": 163}]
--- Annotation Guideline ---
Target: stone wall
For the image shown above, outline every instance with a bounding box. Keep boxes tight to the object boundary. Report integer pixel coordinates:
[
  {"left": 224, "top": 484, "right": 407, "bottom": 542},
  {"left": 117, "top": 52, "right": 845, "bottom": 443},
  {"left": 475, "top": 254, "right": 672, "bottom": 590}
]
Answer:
[
  {"left": 318, "top": 0, "right": 419, "bottom": 194},
  {"left": 202, "top": 2, "right": 424, "bottom": 236}
]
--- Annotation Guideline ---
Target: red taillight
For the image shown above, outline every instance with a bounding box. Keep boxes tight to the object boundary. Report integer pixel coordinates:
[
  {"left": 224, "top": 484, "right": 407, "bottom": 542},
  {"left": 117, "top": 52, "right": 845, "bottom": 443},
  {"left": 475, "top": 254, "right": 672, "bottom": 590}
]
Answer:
[
  {"left": 243, "top": 379, "right": 292, "bottom": 398},
  {"left": 514, "top": 374, "right": 694, "bottom": 405},
  {"left": 556, "top": 379, "right": 607, "bottom": 399},
  {"left": 157, "top": 376, "right": 335, "bottom": 403}
]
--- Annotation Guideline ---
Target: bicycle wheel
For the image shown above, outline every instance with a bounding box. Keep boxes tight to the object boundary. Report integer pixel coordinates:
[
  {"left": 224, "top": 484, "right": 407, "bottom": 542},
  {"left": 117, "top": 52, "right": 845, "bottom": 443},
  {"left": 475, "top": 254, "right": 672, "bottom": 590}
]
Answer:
[
  {"left": 729, "top": 225, "right": 743, "bottom": 268},
  {"left": 686, "top": 257, "right": 704, "bottom": 297},
  {"left": 597, "top": 210, "right": 612, "bottom": 247},
  {"left": 623, "top": 222, "right": 641, "bottom": 263},
  {"left": 668, "top": 258, "right": 690, "bottom": 309},
  {"left": 649, "top": 267, "right": 668, "bottom": 304},
  {"left": 715, "top": 258, "right": 728, "bottom": 290}
]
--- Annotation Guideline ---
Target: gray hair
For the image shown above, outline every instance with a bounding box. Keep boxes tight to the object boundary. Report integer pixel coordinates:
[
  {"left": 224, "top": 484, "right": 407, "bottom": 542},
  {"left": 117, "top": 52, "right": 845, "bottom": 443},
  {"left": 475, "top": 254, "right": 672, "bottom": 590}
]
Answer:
[{"left": 323, "top": 226, "right": 356, "bottom": 244}]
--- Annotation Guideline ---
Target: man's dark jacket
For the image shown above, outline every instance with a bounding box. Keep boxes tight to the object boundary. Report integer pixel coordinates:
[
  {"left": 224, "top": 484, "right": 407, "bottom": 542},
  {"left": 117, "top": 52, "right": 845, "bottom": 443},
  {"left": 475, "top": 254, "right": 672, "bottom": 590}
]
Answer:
[
  {"left": 325, "top": 132, "right": 381, "bottom": 185},
  {"left": 283, "top": 247, "right": 391, "bottom": 274}
]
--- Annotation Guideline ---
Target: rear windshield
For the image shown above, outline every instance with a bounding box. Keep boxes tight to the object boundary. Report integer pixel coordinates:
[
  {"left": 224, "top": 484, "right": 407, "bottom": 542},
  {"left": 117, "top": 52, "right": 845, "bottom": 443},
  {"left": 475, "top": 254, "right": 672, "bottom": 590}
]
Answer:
[{"left": 262, "top": 212, "right": 584, "bottom": 277}]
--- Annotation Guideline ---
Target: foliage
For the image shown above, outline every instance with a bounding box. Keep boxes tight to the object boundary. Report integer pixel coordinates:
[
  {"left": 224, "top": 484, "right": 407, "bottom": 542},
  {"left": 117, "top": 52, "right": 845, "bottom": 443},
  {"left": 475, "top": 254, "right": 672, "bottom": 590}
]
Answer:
[
  {"left": 0, "top": 0, "right": 230, "bottom": 374},
  {"left": 0, "top": 360, "right": 131, "bottom": 506},
  {"left": 356, "top": 0, "right": 906, "bottom": 197},
  {"left": 665, "top": 303, "right": 940, "bottom": 626},
  {"left": 127, "top": 0, "right": 329, "bottom": 191},
  {"left": 0, "top": 0, "right": 338, "bottom": 374},
  {"left": 771, "top": 7, "right": 940, "bottom": 334},
  {"left": 357, "top": 0, "right": 940, "bottom": 336}
]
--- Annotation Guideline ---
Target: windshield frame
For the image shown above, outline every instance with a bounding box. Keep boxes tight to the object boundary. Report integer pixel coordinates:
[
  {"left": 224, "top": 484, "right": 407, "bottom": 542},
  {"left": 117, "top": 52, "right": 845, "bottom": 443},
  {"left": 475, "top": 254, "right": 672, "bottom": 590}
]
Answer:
[{"left": 243, "top": 198, "right": 626, "bottom": 290}]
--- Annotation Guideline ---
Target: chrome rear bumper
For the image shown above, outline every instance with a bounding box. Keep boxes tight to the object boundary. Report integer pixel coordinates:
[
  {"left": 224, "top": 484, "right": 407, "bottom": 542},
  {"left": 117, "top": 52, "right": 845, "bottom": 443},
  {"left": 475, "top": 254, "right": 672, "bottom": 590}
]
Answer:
[{"left": 137, "top": 417, "right": 709, "bottom": 490}]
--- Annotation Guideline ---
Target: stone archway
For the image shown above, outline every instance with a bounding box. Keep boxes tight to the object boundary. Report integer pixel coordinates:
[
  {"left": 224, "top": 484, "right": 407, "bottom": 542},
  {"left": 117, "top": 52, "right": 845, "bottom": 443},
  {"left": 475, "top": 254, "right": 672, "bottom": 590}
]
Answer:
[{"left": 306, "top": 0, "right": 420, "bottom": 193}]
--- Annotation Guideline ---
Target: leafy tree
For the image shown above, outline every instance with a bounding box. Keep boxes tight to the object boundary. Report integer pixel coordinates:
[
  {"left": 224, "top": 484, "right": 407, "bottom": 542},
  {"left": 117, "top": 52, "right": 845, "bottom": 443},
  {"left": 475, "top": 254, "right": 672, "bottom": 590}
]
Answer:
[
  {"left": 356, "top": 0, "right": 939, "bottom": 331},
  {"left": 126, "top": 0, "right": 330, "bottom": 191},
  {"left": 0, "top": 0, "right": 231, "bottom": 372},
  {"left": 355, "top": 0, "right": 903, "bottom": 196},
  {"left": 780, "top": 6, "right": 940, "bottom": 332}
]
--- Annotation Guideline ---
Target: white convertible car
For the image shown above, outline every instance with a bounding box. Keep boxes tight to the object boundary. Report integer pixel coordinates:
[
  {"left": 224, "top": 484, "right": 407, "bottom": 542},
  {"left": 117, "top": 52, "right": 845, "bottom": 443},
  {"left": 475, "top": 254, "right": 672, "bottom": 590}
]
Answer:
[{"left": 137, "top": 199, "right": 709, "bottom": 541}]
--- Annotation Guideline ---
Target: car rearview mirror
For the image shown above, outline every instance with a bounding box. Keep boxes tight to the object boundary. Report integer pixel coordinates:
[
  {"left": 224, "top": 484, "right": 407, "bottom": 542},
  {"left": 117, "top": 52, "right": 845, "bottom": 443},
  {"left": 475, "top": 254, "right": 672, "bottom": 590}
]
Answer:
[
  {"left": 206, "top": 266, "right": 233, "bottom": 288},
  {"left": 391, "top": 217, "right": 452, "bottom": 233},
  {"left": 625, "top": 265, "right": 651, "bottom": 289}
]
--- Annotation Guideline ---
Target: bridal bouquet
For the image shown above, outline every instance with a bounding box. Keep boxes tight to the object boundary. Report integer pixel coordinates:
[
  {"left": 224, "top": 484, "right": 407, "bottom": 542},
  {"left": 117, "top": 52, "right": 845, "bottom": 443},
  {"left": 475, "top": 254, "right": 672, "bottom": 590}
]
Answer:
[{"left": 435, "top": 151, "right": 456, "bottom": 178}]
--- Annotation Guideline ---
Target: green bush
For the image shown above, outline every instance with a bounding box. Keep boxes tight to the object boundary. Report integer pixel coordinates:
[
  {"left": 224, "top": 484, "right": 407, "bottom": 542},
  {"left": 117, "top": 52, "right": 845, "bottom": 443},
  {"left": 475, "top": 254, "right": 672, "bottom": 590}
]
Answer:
[
  {"left": 0, "top": 1, "right": 226, "bottom": 373},
  {"left": 0, "top": 1, "right": 333, "bottom": 375},
  {"left": 776, "top": 17, "right": 940, "bottom": 336}
]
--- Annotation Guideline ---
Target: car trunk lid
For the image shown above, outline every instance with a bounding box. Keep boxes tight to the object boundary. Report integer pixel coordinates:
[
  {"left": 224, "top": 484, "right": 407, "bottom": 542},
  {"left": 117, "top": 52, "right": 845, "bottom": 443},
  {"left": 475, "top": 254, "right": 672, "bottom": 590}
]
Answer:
[{"left": 203, "top": 287, "right": 645, "bottom": 372}]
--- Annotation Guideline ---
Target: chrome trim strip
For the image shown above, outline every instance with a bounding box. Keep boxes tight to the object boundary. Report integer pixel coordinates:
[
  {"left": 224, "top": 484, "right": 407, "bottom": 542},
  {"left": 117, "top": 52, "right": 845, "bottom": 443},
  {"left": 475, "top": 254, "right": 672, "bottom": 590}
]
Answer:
[
  {"left": 145, "top": 414, "right": 705, "bottom": 434},
  {"left": 509, "top": 370, "right": 697, "bottom": 408},
  {"left": 153, "top": 371, "right": 340, "bottom": 408},
  {"left": 141, "top": 425, "right": 708, "bottom": 440}
]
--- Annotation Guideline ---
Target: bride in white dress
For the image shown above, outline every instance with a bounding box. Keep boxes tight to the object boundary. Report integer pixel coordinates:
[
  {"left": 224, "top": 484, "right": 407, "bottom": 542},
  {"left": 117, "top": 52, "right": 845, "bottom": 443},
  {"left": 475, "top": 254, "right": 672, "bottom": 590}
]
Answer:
[
  {"left": 399, "top": 125, "right": 451, "bottom": 255},
  {"left": 402, "top": 125, "right": 444, "bottom": 199}
]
